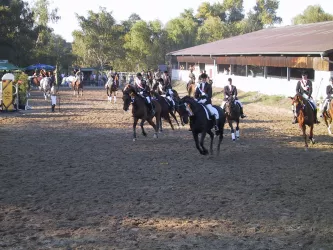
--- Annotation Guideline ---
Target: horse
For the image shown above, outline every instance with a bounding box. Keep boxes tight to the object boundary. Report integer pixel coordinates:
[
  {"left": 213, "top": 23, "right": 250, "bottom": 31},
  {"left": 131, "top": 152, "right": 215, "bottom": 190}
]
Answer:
[
  {"left": 152, "top": 78, "right": 163, "bottom": 95},
  {"left": 289, "top": 93, "right": 316, "bottom": 148},
  {"left": 39, "top": 77, "right": 52, "bottom": 100},
  {"left": 70, "top": 77, "right": 83, "bottom": 96},
  {"left": 186, "top": 79, "right": 196, "bottom": 97},
  {"left": 61, "top": 75, "right": 75, "bottom": 88},
  {"left": 122, "top": 84, "right": 161, "bottom": 141},
  {"left": 224, "top": 96, "right": 241, "bottom": 141},
  {"left": 322, "top": 99, "right": 333, "bottom": 135},
  {"left": 106, "top": 76, "right": 119, "bottom": 103},
  {"left": 177, "top": 96, "right": 225, "bottom": 155},
  {"left": 150, "top": 91, "right": 183, "bottom": 131}
]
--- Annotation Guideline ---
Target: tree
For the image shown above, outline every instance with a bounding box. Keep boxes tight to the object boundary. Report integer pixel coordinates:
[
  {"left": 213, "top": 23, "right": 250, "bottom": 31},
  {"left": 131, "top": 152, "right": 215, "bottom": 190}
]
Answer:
[
  {"left": 30, "top": 0, "right": 60, "bottom": 46},
  {"left": 292, "top": 5, "right": 333, "bottom": 25},
  {"left": 196, "top": 16, "right": 227, "bottom": 44},
  {"left": 121, "top": 13, "right": 141, "bottom": 33},
  {"left": 240, "top": 0, "right": 282, "bottom": 34},
  {"left": 0, "top": 0, "right": 36, "bottom": 66},
  {"left": 165, "top": 9, "right": 199, "bottom": 51},
  {"left": 72, "top": 7, "right": 124, "bottom": 70}
]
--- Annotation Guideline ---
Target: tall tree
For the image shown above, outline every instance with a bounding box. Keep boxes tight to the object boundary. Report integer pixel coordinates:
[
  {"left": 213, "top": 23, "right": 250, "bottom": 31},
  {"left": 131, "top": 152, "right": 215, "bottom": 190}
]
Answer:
[
  {"left": 72, "top": 7, "right": 124, "bottom": 69},
  {"left": 240, "top": 0, "right": 282, "bottom": 34},
  {"left": 196, "top": 16, "right": 227, "bottom": 44},
  {"left": 0, "top": 0, "right": 36, "bottom": 65},
  {"left": 292, "top": 5, "right": 333, "bottom": 25},
  {"left": 165, "top": 9, "right": 199, "bottom": 51}
]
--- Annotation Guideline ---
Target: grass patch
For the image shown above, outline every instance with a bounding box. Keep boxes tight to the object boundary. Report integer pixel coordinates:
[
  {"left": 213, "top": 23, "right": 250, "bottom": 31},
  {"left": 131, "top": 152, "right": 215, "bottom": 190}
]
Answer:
[{"left": 172, "top": 80, "right": 291, "bottom": 109}]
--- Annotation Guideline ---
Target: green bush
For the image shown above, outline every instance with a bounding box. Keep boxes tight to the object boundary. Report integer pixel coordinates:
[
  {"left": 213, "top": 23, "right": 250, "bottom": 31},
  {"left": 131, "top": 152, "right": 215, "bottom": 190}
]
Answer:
[{"left": 14, "top": 72, "right": 29, "bottom": 107}]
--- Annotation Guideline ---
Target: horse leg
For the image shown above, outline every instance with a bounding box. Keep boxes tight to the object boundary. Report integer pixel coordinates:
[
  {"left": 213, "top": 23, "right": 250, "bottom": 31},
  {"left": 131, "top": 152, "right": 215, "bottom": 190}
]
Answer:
[
  {"left": 169, "top": 110, "right": 180, "bottom": 128},
  {"left": 166, "top": 114, "right": 175, "bottom": 130},
  {"left": 140, "top": 119, "right": 147, "bottom": 137},
  {"left": 309, "top": 125, "right": 315, "bottom": 144},
  {"left": 301, "top": 124, "right": 308, "bottom": 149},
  {"left": 193, "top": 132, "right": 204, "bottom": 155},
  {"left": 159, "top": 117, "right": 163, "bottom": 132},
  {"left": 229, "top": 120, "right": 236, "bottom": 141},
  {"left": 199, "top": 131, "right": 209, "bottom": 155},
  {"left": 217, "top": 125, "right": 224, "bottom": 156},
  {"left": 207, "top": 130, "right": 214, "bottom": 155},
  {"left": 147, "top": 118, "right": 158, "bottom": 138},
  {"left": 133, "top": 118, "right": 138, "bottom": 141},
  {"left": 80, "top": 86, "right": 83, "bottom": 97},
  {"left": 235, "top": 120, "right": 240, "bottom": 139}
]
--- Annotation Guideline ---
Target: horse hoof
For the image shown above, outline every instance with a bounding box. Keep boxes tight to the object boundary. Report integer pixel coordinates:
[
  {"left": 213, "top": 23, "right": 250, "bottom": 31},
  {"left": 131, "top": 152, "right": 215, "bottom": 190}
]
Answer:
[
  {"left": 133, "top": 138, "right": 136, "bottom": 142},
  {"left": 304, "top": 147, "right": 308, "bottom": 151},
  {"left": 232, "top": 139, "right": 236, "bottom": 142}
]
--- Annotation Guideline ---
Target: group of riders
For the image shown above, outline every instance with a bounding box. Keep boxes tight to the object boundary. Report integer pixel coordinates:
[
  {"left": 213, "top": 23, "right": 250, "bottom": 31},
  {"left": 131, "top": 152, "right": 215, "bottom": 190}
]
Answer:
[
  {"left": 131, "top": 68, "right": 248, "bottom": 134},
  {"left": 292, "top": 71, "right": 333, "bottom": 124}
]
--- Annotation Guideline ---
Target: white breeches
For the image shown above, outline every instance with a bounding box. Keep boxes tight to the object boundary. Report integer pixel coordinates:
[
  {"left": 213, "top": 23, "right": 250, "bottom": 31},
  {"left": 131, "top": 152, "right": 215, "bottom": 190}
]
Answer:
[
  {"left": 206, "top": 104, "right": 219, "bottom": 119},
  {"left": 302, "top": 94, "right": 317, "bottom": 109},
  {"left": 51, "top": 95, "right": 56, "bottom": 105},
  {"left": 146, "top": 96, "right": 151, "bottom": 104},
  {"left": 320, "top": 99, "right": 329, "bottom": 112},
  {"left": 235, "top": 100, "right": 243, "bottom": 108},
  {"left": 167, "top": 89, "right": 173, "bottom": 96},
  {"left": 166, "top": 96, "right": 175, "bottom": 105}
]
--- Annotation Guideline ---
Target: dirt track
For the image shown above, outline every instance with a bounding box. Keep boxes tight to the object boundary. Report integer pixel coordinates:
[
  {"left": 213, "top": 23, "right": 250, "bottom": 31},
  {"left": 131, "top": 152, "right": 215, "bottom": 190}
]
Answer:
[{"left": 1, "top": 87, "right": 333, "bottom": 250}]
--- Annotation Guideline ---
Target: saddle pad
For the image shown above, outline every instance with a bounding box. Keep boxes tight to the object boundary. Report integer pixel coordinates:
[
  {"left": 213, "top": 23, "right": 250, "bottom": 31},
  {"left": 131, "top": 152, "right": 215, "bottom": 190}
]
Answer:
[
  {"left": 200, "top": 104, "right": 212, "bottom": 120},
  {"left": 307, "top": 100, "right": 315, "bottom": 111}
]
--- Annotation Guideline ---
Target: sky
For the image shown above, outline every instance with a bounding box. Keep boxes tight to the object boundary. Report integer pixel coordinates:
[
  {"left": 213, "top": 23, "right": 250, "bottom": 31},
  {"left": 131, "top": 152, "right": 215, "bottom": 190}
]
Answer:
[{"left": 26, "top": 0, "right": 333, "bottom": 43}]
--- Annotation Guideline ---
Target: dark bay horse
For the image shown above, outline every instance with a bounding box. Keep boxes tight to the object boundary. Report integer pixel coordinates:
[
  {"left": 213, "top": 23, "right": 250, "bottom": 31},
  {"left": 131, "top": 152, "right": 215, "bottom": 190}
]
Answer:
[
  {"left": 177, "top": 96, "right": 225, "bottom": 155},
  {"left": 290, "top": 93, "right": 315, "bottom": 148},
  {"left": 186, "top": 79, "right": 196, "bottom": 97},
  {"left": 71, "top": 77, "right": 83, "bottom": 96},
  {"left": 224, "top": 96, "right": 241, "bottom": 141},
  {"left": 122, "top": 84, "right": 161, "bottom": 141},
  {"left": 150, "top": 92, "right": 182, "bottom": 131}
]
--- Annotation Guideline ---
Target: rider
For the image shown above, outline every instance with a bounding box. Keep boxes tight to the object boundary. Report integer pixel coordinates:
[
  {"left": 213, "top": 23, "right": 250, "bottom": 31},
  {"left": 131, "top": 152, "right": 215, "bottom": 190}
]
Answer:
[
  {"left": 293, "top": 70, "right": 320, "bottom": 124},
  {"left": 319, "top": 76, "right": 333, "bottom": 117},
  {"left": 188, "top": 68, "right": 196, "bottom": 82},
  {"left": 161, "top": 71, "right": 175, "bottom": 110},
  {"left": 221, "top": 78, "right": 246, "bottom": 118},
  {"left": 74, "top": 68, "right": 82, "bottom": 84},
  {"left": 135, "top": 72, "right": 155, "bottom": 115},
  {"left": 194, "top": 73, "right": 220, "bottom": 133}
]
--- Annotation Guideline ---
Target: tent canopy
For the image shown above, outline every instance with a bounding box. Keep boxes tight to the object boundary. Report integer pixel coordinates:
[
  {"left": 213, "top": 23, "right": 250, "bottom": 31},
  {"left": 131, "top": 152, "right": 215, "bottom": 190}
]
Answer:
[
  {"left": 0, "top": 62, "right": 21, "bottom": 71},
  {"left": 25, "top": 63, "right": 55, "bottom": 71}
]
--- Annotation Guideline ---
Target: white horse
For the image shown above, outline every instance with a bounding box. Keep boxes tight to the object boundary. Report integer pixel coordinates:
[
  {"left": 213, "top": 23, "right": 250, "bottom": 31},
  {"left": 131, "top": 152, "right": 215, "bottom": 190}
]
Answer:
[
  {"left": 39, "top": 77, "right": 52, "bottom": 100},
  {"left": 61, "top": 75, "right": 75, "bottom": 88}
]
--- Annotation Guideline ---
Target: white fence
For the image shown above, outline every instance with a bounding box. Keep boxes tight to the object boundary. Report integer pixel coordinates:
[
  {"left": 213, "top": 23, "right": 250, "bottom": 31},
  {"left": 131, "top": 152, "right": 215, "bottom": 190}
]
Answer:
[{"left": 172, "top": 69, "right": 332, "bottom": 101}]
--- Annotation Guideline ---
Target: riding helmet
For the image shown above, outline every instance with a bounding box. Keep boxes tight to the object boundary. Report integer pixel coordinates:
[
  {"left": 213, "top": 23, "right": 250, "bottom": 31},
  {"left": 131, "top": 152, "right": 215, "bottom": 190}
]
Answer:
[
  {"left": 201, "top": 73, "right": 208, "bottom": 79},
  {"left": 136, "top": 72, "right": 142, "bottom": 77}
]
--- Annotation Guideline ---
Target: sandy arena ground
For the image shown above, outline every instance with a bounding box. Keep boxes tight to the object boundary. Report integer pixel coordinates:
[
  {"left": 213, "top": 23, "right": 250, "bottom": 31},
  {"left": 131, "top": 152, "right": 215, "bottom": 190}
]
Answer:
[{"left": 0, "top": 86, "right": 333, "bottom": 250}]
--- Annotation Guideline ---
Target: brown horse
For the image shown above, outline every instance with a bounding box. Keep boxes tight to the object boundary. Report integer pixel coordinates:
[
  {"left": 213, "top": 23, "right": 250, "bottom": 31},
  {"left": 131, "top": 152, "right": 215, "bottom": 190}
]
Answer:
[
  {"left": 290, "top": 93, "right": 315, "bottom": 148},
  {"left": 186, "top": 79, "right": 196, "bottom": 97},
  {"left": 122, "top": 84, "right": 161, "bottom": 141},
  {"left": 71, "top": 78, "right": 83, "bottom": 96},
  {"left": 224, "top": 96, "right": 241, "bottom": 141},
  {"left": 322, "top": 100, "right": 333, "bottom": 135}
]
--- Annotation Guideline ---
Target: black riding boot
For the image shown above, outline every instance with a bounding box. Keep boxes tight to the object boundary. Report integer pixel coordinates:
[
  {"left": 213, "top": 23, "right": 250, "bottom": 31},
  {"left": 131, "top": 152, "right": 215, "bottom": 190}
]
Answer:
[
  {"left": 51, "top": 104, "right": 55, "bottom": 112},
  {"left": 240, "top": 107, "right": 246, "bottom": 118},
  {"left": 150, "top": 102, "right": 155, "bottom": 115}
]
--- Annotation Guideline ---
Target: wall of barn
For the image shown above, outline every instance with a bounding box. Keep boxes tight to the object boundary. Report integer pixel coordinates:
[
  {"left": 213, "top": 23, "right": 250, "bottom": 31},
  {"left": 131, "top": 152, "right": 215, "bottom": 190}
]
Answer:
[{"left": 172, "top": 68, "right": 332, "bottom": 100}]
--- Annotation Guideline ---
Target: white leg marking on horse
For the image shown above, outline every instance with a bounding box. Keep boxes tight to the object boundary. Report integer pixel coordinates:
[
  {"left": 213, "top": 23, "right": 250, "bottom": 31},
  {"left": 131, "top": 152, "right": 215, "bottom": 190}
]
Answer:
[
  {"left": 133, "top": 138, "right": 136, "bottom": 142},
  {"left": 231, "top": 133, "right": 236, "bottom": 141},
  {"left": 329, "top": 125, "right": 332, "bottom": 135},
  {"left": 236, "top": 130, "right": 240, "bottom": 139}
]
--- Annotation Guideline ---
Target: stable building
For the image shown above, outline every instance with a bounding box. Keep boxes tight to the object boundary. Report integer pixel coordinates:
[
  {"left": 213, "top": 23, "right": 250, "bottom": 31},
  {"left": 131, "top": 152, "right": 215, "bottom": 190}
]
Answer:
[{"left": 167, "top": 21, "right": 333, "bottom": 99}]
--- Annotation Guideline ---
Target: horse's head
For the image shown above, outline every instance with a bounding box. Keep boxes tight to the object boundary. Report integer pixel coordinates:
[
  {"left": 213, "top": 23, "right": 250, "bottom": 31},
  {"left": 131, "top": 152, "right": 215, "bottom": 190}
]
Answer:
[
  {"left": 178, "top": 96, "right": 197, "bottom": 124},
  {"left": 122, "top": 84, "right": 136, "bottom": 111},
  {"left": 225, "top": 96, "right": 236, "bottom": 116}
]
